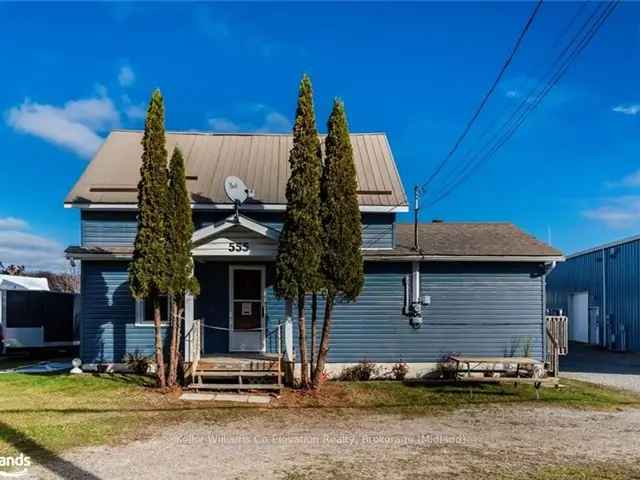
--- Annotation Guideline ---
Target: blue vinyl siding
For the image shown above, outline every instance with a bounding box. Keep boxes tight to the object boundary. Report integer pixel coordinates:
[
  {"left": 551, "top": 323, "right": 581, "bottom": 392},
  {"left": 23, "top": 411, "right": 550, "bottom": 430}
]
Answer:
[
  {"left": 361, "top": 213, "right": 395, "bottom": 249},
  {"left": 420, "top": 263, "right": 544, "bottom": 361},
  {"left": 81, "top": 211, "right": 138, "bottom": 246},
  {"left": 286, "top": 262, "right": 545, "bottom": 363},
  {"left": 80, "top": 261, "right": 166, "bottom": 363},
  {"left": 81, "top": 211, "right": 395, "bottom": 249},
  {"left": 547, "top": 238, "right": 640, "bottom": 352},
  {"left": 80, "top": 260, "right": 545, "bottom": 363}
]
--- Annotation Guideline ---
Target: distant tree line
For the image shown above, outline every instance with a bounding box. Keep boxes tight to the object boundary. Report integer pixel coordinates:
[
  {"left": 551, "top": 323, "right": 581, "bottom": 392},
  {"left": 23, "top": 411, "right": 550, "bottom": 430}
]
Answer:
[{"left": 1, "top": 262, "right": 79, "bottom": 293}]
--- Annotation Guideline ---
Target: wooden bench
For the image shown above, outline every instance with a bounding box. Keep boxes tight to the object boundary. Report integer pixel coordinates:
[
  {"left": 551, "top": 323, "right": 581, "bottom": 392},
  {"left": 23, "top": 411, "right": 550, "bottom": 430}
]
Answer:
[{"left": 412, "top": 356, "right": 558, "bottom": 399}]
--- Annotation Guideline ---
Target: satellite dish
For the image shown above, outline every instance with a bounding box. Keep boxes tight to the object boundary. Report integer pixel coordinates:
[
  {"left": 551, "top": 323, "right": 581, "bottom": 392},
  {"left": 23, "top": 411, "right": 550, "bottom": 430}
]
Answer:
[{"left": 224, "top": 176, "right": 248, "bottom": 204}]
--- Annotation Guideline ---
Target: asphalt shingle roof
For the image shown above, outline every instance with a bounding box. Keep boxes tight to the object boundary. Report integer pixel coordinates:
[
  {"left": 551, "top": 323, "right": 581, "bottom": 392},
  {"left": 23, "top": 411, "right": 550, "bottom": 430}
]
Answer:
[{"left": 379, "top": 222, "right": 563, "bottom": 258}]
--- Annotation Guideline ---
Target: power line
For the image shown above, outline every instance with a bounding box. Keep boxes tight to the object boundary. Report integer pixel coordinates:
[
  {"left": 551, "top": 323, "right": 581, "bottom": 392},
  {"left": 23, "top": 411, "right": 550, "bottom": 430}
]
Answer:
[
  {"left": 434, "top": 0, "right": 594, "bottom": 197},
  {"left": 419, "top": 0, "right": 544, "bottom": 194},
  {"left": 427, "top": 1, "right": 618, "bottom": 207},
  {"left": 425, "top": 1, "right": 619, "bottom": 208}
]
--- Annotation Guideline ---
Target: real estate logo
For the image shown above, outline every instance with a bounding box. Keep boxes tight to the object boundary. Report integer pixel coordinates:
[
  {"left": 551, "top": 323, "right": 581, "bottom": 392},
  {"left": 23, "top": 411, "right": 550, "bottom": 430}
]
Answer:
[{"left": 0, "top": 454, "right": 32, "bottom": 478}]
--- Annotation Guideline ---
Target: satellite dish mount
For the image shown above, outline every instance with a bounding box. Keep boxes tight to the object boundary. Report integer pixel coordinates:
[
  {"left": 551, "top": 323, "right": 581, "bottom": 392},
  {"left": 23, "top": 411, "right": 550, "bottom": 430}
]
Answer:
[{"left": 224, "top": 176, "right": 255, "bottom": 220}]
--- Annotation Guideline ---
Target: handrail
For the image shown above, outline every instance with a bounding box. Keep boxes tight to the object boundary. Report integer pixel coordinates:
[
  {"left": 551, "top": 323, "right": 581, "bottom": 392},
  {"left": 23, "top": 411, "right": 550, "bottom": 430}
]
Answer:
[
  {"left": 185, "top": 318, "right": 202, "bottom": 383},
  {"left": 545, "top": 315, "right": 567, "bottom": 378},
  {"left": 198, "top": 321, "right": 286, "bottom": 359}
]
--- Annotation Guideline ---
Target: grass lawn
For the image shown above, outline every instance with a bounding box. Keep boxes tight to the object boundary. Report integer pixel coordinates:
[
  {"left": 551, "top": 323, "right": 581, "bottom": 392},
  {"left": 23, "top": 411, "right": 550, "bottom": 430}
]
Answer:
[{"left": 0, "top": 373, "right": 638, "bottom": 462}]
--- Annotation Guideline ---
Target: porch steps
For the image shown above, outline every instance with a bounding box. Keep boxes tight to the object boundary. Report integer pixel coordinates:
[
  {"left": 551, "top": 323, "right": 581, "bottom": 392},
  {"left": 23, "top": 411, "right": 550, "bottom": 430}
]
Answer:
[
  {"left": 195, "top": 371, "right": 279, "bottom": 378},
  {"left": 186, "top": 383, "right": 281, "bottom": 391},
  {"left": 185, "top": 354, "right": 283, "bottom": 392}
]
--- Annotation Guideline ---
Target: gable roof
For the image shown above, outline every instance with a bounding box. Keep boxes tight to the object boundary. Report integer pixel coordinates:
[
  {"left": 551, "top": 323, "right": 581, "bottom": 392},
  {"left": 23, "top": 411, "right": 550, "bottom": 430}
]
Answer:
[
  {"left": 366, "top": 222, "right": 563, "bottom": 260},
  {"left": 65, "top": 130, "right": 408, "bottom": 210},
  {"left": 192, "top": 214, "right": 280, "bottom": 246}
]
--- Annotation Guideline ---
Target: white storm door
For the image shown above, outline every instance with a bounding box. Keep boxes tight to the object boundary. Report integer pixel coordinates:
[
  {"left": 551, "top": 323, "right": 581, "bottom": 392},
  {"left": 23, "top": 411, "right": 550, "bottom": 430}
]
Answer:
[{"left": 229, "top": 266, "right": 266, "bottom": 352}]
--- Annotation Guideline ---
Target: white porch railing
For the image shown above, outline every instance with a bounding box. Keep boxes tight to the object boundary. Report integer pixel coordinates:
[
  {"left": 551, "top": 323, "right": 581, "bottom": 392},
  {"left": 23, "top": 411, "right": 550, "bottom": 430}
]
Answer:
[
  {"left": 545, "top": 315, "right": 568, "bottom": 377},
  {"left": 185, "top": 318, "right": 202, "bottom": 381}
]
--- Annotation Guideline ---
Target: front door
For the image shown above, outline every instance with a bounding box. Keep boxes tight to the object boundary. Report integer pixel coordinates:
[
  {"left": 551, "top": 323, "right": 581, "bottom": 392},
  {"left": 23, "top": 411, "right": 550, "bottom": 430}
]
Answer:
[{"left": 229, "top": 265, "right": 265, "bottom": 352}]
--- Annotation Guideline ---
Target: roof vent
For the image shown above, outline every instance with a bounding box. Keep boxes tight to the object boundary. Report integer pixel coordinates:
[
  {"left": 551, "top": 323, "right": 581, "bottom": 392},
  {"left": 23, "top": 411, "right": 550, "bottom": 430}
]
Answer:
[{"left": 432, "top": 219, "right": 444, "bottom": 223}]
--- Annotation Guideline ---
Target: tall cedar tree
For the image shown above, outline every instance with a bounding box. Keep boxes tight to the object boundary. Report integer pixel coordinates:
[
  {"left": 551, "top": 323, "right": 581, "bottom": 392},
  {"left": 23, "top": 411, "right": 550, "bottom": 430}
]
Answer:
[
  {"left": 166, "top": 147, "right": 200, "bottom": 387},
  {"left": 129, "top": 89, "right": 170, "bottom": 388},
  {"left": 312, "top": 100, "right": 364, "bottom": 388},
  {"left": 275, "top": 75, "right": 323, "bottom": 388}
]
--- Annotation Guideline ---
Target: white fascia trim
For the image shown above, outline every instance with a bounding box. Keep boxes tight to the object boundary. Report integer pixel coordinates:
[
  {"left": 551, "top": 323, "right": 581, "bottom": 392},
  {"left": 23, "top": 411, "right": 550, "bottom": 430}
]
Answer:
[
  {"left": 364, "top": 255, "right": 566, "bottom": 263},
  {"left": 192, "top": 214, "right": 280, "bottom": 246},
  {"left": 66, "top": 253, "right": 133, "bottom": 261},
  {"left": 64, "top": 202, "right": 409, "bottom": 213}
]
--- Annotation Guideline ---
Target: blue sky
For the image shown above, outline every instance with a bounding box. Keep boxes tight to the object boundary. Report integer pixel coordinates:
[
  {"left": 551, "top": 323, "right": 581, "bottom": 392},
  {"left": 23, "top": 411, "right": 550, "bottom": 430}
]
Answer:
[{"left": 0, "top": 1, "right": 638, "bottom": 270}]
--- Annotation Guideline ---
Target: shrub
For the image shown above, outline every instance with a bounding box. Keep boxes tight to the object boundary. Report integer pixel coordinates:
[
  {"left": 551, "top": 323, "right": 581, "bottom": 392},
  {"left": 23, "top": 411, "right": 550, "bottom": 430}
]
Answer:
[
  {"left": 521, "top": 336, "right": 533, "bottom": 357},
  {"left": 123, "top": 351, "right": 152, "bottom": 375},
  {"left": 437, "top": 353, "right": 460, "bottom": 379},
  {"left": 339, "top": 360, "right": 380, "bottom": 381},
  {"left": 391, "top": 362, "right": 409, "bottom": 380}
]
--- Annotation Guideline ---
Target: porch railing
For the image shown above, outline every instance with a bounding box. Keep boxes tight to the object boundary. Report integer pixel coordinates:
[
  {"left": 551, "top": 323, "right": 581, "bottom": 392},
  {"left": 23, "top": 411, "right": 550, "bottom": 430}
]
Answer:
[
  {"left": 545, "top": 315, "right": 568, "bottom": 378},
  {"left": 185, "top": 318, "right": 202, "bottom": 380}
]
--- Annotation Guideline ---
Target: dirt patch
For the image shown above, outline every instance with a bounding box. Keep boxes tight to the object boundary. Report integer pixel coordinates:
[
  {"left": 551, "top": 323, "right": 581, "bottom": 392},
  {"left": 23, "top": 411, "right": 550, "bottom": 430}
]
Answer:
[{"left": 30, "top": 404, "right": 640, "bottom": 479}]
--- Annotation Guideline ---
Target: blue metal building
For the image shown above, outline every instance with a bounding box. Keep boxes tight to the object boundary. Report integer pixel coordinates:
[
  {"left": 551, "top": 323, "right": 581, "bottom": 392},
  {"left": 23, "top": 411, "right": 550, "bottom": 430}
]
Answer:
[{"left": 546, "top": 235, "right": 640, "bottom": 353}]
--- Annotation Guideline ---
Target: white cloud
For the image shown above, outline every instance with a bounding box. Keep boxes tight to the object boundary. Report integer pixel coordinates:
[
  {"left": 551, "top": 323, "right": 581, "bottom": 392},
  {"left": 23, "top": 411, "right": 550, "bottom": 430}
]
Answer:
[
  {"left": 121, "top": 95, "right": 145, "bottom": 121},
  {"left": 582, "top": 196, "right": 640, "bottom": 228},
  {"left": 0, "top": 217, "right": 28, "bottom": 230},
  {"left": 0, "top": 218, "right": 67, "bottom": 271},
  {"left": 208, "top": 106, "right": 291, "bottom": 134},
  {"left": 606, "top": 169, "right": 640, "bottom": 188},
  {"left": 118, "top": 65, "right": 136, "bottom": 87},
  {"left": 612, "top": 104, "right": 640, "bottom": 116},
  {"left": 258, "top": 112, "right": 291, "bottom": 133},
  {"left": 208, "top": 117, "right": 240, "bottom": 132},
  {"left": 125, "top": 104, "right": 145, "bottom": 120},
  {"left": 6, "top": 96, "right": 120, "bottom": 158}
]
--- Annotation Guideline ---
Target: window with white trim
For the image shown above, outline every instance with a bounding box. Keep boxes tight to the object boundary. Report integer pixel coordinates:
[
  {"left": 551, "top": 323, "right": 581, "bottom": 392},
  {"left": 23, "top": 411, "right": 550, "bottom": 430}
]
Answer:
[{"left": 135, "top": 295, "right": 170, "bottom": 326}]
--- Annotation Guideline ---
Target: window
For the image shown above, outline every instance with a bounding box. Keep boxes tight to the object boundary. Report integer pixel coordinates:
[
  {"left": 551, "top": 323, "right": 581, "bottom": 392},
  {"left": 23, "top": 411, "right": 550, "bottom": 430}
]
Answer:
[{"left": 135, "top": 295, "right": 170, "bottom": 326}]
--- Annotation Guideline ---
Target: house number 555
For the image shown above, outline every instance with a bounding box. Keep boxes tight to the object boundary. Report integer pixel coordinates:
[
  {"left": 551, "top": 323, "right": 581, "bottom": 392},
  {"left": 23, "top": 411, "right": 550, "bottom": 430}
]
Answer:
[{"left": 228, "top": 242, "right": 250, "bottom": 252}]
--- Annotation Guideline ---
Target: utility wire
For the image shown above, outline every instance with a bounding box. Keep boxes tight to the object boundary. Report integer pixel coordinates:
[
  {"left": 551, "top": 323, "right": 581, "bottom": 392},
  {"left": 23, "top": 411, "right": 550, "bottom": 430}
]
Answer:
[
  {"left": 419, "top": 0, "right": 544, "bottom": 193},
  {"left": 434, "top": 0, "right": 593, "bottom": 196},
  {"left": 432, "top": 1, "right": 605, "bottom": 197},
  {"left": 425, "top": 1, "right": 619, "bottom": 208}
]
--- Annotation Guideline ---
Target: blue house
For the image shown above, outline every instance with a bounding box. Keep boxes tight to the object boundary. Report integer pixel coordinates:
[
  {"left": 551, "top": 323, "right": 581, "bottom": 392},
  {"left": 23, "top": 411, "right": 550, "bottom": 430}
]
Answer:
[{"left": 65, "top": 130, "right": 563, "bottom": 379}]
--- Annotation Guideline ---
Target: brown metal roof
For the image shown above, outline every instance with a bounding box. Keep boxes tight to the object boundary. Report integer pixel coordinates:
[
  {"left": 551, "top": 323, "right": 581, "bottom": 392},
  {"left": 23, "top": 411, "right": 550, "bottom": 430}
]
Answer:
[
  {"left": 65, "top": 130, "right": 408, "bottom": 208},
  {"left": 367, "top": 222, "right": 564, "bottom": 259}
]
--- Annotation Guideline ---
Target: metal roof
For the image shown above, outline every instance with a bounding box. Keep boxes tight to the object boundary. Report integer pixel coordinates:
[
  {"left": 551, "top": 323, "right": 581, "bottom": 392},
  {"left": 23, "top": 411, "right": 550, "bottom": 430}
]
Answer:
[
  {"left": 65, "top": 130, "right": 408, "bottom": 209},
  {"left": 365, "top": 222, "right": 564, "bottom": 260},
  {"left": 566, "top": 233, "right": 640, "bottom": 259}
]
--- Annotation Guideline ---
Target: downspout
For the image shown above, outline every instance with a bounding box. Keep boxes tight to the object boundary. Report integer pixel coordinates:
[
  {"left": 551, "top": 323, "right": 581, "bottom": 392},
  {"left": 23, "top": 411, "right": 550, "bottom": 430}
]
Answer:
[
  {"left": 542, "top": 261, "right": 557, "bottom": 362},
  {"left": 602, "top": 248, "right": 608, "bottom": 349}
]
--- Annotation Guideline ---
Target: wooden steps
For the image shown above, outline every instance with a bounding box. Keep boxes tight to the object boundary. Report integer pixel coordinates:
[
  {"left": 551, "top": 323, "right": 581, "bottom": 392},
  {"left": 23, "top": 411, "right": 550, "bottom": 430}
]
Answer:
[
  {"left": 187, "top": 383, "right": 282, "bottom": 391},
  {"left": 185, "top": 354, "right": 283, "bottom": 392}
]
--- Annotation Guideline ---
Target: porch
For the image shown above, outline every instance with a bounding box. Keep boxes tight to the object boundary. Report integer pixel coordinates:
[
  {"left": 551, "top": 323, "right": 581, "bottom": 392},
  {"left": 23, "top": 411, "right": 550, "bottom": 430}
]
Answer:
[{"left": 184, "top": 319, "right": 286, "bottom": 391}]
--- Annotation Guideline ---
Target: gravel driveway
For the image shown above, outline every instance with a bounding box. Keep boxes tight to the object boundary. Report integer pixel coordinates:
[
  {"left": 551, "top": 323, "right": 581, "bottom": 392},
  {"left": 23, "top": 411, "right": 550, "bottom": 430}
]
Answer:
[
  {"left": 561, "top": 342, "right": 640, "bottom": 393},
  {"left": 28, "top": 405, "right": 640, "bottom": 480}
]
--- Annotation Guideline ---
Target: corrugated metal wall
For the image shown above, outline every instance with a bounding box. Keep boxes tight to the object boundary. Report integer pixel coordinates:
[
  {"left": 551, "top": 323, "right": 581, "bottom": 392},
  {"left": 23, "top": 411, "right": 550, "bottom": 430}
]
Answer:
[
  {"left": 81, "top": 211, "right": 395, "bottom": 249},
  {"left": 546, "top": 238, "right": 640, "bottom": 352}
]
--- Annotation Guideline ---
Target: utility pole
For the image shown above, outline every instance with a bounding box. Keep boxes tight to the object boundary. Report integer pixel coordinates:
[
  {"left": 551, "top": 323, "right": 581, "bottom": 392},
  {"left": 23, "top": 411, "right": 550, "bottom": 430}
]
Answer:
[{"left": 413, "top": 185, "right": 420, "bottom": 251}]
